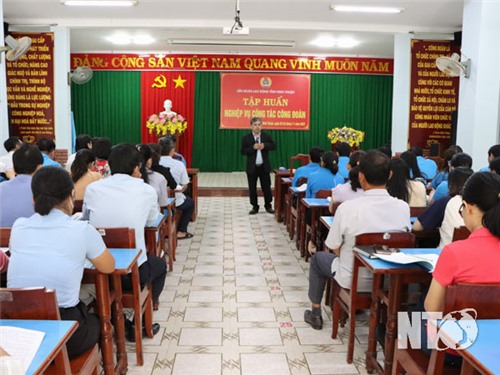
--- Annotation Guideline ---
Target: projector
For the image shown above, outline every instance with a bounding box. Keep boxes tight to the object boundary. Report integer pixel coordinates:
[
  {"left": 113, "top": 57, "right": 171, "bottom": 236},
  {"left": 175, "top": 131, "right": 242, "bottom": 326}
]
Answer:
[{"left": 223, "top": 27, "right": 250, "bottom": 35}]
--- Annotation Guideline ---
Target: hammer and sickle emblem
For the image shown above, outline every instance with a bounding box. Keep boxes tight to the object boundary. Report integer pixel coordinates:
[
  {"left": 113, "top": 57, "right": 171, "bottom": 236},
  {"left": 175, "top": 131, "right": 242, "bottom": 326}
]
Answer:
[{"left": 151, "top": 74, "right": 167, "bottom": 88}]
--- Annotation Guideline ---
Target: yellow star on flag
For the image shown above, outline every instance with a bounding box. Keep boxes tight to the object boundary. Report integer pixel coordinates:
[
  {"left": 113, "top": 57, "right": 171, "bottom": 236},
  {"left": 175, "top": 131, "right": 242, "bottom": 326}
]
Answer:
[{"left": 173, "top": 74, "right": 187, "bottom": 89}]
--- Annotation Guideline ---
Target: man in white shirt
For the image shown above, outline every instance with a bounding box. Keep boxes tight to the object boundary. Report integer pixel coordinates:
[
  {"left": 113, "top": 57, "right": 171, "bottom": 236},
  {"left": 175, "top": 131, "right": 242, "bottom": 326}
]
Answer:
[
  {"left": 305, "top": 150, "right": 411, "bottom": 330},
  {"left": 0, "top": 136, "right": 22, "bottom": 180},
  {"left": 158, "top": 136, "right": 194, "bottom": 239},
  {"left": 83, "top": 143, "right": 167, "bottom": 338}
]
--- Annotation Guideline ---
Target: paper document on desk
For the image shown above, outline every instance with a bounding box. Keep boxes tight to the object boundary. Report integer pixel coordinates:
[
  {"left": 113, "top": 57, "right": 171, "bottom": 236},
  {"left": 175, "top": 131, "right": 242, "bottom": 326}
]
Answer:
[
  {"left": 0, "top": 325, "right": 45, "bottom": 373},
  {"left": 374, "top": 252, "right": 439, "bottom": 272},
  {"left": 296, "top": 183, "right": 307, "bottom": 192}
]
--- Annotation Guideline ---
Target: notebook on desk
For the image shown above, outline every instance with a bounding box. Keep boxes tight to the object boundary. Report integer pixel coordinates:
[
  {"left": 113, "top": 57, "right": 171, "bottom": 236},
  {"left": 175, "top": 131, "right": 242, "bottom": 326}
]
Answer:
[{"left": 354, "top": 246, "right": 439, "bottom": 272}]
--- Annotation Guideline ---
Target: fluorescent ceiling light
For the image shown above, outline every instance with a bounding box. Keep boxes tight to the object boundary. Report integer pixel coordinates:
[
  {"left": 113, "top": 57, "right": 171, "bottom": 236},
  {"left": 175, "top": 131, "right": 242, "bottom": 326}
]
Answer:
[
  {"left": 311, "top": 36, "right": 359, "bottom": 48},
  {"left": 107, "top": 34, "right": 154, "bottom": 45},
  {"left": 167, "top": 39, "right": 295, "bottom": 48},
  {"left": 330, "top": 5, "right": 403, "bottom": 13},
  {"left": 61, "top": 0, "right": 137, "bottom": 6}
]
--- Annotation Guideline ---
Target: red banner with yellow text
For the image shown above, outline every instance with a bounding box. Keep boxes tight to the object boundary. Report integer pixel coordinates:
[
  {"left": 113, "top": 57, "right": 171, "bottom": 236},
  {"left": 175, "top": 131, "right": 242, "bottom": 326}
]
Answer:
[
  {"left": 408, "top": 40, "right": 460, "bottom": 152},
  {"left": 140, "top": 71, "right": 195, "bottom": 167},
  {"left": 7, "top": 32, "right": 55, "bottom": 144},
  {"left": 220, "top": 73, "right": 310, "bottom": 130},
  {"left": 71, "top": 53, "right": 393, "bottom": 75}
]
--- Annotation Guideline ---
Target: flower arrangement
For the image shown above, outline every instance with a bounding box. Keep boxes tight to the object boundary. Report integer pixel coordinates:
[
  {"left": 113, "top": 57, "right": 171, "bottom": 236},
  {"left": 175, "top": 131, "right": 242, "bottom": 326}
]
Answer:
[
  {"left": 145, "top": 112, "right": 187, "bottom": 137},
  {"left": 327, "top": 125, "right": 365, "bottom": 147}
]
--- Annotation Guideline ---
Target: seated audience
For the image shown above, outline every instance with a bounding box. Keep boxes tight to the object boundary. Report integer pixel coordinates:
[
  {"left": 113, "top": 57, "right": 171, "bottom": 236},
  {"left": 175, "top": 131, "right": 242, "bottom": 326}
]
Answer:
[
  {"left": 428, "top": 145, "right": 462, "bottom": 190},
  {"left": 336, "top": 142, "right": 351, "bottom": 180},
  {"left": 83, "top": 144, "right": 167, "bottom": 335},
  {"left": 0, "top": 144, "right": 42, "bottom": 227},
  {"left": 387, "top": 158, "right": 426, "bottom": 207},
  {"left": 159, "top": 136, "right": 195, "bottom": 239},
  {"left": 149, "top": 143, "right": 177, "bottom": 191},
  {"left": 36, "top": 138, "right": 62, "bottom": 168},
  {"left": 92, "top": 137, "right": 112, "bottom": 178},
  {"left": 163, "top": 134, "right": 186, "bottom": 166},
  {"left": 304, "top": 150, "right": 411, "bottom": 330},
  {"left": 410, "top": 146, "right": 438, "bottom": 180},
  {"left": 479, "top": 144, "right": 500, "bottom": 171},
  {"left": 329, "top": 150, "right": 365, "bottom": 211},
  {"left": 291, "top": 146, "right": 323, "bottom": 187},
  {"left": 489, "top": 156, "right": 500, "bottom": 174},
  {"left": 8, "top": 166, "right": 114, "bottom": 358},
  {"left": 438, "top": 168, "right": 475, "bottom": 247},
  {"left": 431, "top": 152, "right": 473, "bottom": 203},
  {"left": 306, "top": 151, "right": 344, "bottom": 199},
  {"left": 400, "top": 151, "right": 425, "bottom": 183},
  {"left": 378, "top": 144, "right": 392, "bottom": 158},
  {"left": 66, "top": 134, "right": 93, "bottom": 172},
  {"left": 71, "top": 149, "right": 102, "bottom": 201},
  {"left": 0, "top": 136, "right": 22, "bottom": 180},
  {"left": 424, "top": 172, "right": 500, "bottom": 364},
  {"left": 137, "top": 144, "right": 169, "bottom": 206},
  {"left": 413, "top": 167, "right": 473, "bottom": 233}
]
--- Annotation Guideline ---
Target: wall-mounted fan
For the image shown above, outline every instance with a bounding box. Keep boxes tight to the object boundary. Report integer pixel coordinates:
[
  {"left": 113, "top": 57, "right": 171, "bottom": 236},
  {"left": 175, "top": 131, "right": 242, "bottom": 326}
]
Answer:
[
  {"left": 0, "top": 35, "right": 32, "bottom": 61},
  {"left": 68, "top": 66, "right": 94, "bottom": 85},
  {"left": 436, "top": 52, "right": 470, "bottom": 78}
]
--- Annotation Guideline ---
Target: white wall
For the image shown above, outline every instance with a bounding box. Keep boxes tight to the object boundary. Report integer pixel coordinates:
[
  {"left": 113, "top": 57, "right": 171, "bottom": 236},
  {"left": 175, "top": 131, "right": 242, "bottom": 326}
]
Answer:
[
  {"left": 391, "top": 33, "right": 412, "bottom": 155},
  {"left": 456, "top": 0, "right": 500, "bottom": 169}
]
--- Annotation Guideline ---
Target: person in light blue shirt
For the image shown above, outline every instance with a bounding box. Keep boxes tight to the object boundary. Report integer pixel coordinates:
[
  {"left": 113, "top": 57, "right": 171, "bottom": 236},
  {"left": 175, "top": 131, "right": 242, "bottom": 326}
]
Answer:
[
  {"left": 8, "top": 166, "right": 114, "bottom": 359},
  {"left": 336, "top": 142, "right": 351, "bottom": 180},
  {"left": 410, "top": 146, "right": 437, "bottom": 180},
  {"left": 0, "top": 144, "right": 42, "bottom": 227},
  {"left": 479, "top": 144, "right": 500, "bottom": 172},
  {"left": 306, "top": 151, "right": 344, "bottom": 198},
  {"left": 431, "top": 152, "right": 473, "bottom": 202},
  {"left": 291, "top": 146, "right": 323, "bottom": 187},
  {"left": 428, "top": 145, "right": 462, "bottom": 189},
  {"left": 37, "top": 137, "right": 62, "bottom": 168}
]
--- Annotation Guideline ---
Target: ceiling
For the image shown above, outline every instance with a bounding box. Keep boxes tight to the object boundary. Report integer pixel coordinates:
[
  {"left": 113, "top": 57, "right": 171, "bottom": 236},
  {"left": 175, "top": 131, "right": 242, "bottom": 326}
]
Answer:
[{"left": 3, "top": 0, "right": 464, "bottom": 58}]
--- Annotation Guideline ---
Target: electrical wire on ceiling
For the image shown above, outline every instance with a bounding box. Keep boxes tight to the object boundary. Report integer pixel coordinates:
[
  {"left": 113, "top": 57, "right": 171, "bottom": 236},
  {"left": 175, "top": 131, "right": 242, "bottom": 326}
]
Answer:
[{"left": 230, "top": 0, "right": 244, "bottom": 34}]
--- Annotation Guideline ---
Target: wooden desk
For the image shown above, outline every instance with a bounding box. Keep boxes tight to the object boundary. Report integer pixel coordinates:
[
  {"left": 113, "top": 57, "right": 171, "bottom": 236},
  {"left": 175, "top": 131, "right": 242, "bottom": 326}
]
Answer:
[
  {"left": 273, "top": 168, "right": 291, "bottom": 222},
  {"left": 84, "top": 248, "right": 141, "bottom": 375},
  {"left": 299, "top": 198, "right": 330, "bottom": 259},
  {"left": 355, "top": 248, "right": 440, "bottom": 375},
  {"left": 437, "top": 319, "right": 500, "bottom": 375},
  {"left": 187, "top": 168, "right": 199, "bottom": 222},
  {"left": 0, "top": 319, "right": 77, "bottom": 375},
  {"left": 162, "top": 197, "right": 177, "bottom": 271}
]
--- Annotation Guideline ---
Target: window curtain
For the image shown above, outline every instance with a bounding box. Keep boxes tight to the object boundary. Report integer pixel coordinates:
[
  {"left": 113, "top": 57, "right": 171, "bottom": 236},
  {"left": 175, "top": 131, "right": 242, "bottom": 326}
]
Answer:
[
  {"left": 192, "top": 72, "right": 393, "bottom": 172},
  {"left": 71, "top": 71, "right": 141, "bottom": 145}
]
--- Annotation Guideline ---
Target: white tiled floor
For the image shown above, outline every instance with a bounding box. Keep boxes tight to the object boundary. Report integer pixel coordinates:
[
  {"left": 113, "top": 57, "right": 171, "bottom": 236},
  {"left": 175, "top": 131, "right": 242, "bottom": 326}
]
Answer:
[{"left": 124, "top": 189, "right": 377, "bottom": 374}]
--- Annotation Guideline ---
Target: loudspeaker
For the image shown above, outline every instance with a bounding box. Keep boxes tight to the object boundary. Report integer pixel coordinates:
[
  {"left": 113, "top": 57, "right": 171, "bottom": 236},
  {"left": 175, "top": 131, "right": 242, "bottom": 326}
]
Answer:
[
  {"left": 453, "top": 31, "right": 462, "bottom": 46},
  {"left": 3, "top": 22, "right": 9, "bottom": 38},
  {"left": 429, "top": 143, "right": 440, "bottom": 157}
]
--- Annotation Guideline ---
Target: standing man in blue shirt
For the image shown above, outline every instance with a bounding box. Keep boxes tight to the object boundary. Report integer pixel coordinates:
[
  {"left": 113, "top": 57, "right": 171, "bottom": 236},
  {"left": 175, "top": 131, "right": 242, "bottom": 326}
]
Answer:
[{"left": 336, "top": 142, "right": 351, "bottom": 180}]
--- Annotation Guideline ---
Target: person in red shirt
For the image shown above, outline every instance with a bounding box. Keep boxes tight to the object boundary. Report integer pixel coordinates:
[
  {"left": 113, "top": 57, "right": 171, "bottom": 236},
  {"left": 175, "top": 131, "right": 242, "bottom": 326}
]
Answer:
[{"left": 423, "top": 171, "right": 500, "bottom": 364}]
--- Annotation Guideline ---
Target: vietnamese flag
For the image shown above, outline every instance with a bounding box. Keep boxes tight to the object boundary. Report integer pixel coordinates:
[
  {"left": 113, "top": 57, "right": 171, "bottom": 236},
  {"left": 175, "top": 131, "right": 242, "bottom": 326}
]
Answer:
[{"left": 141, "top": 71, "right": 195, "bottom": 167}]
